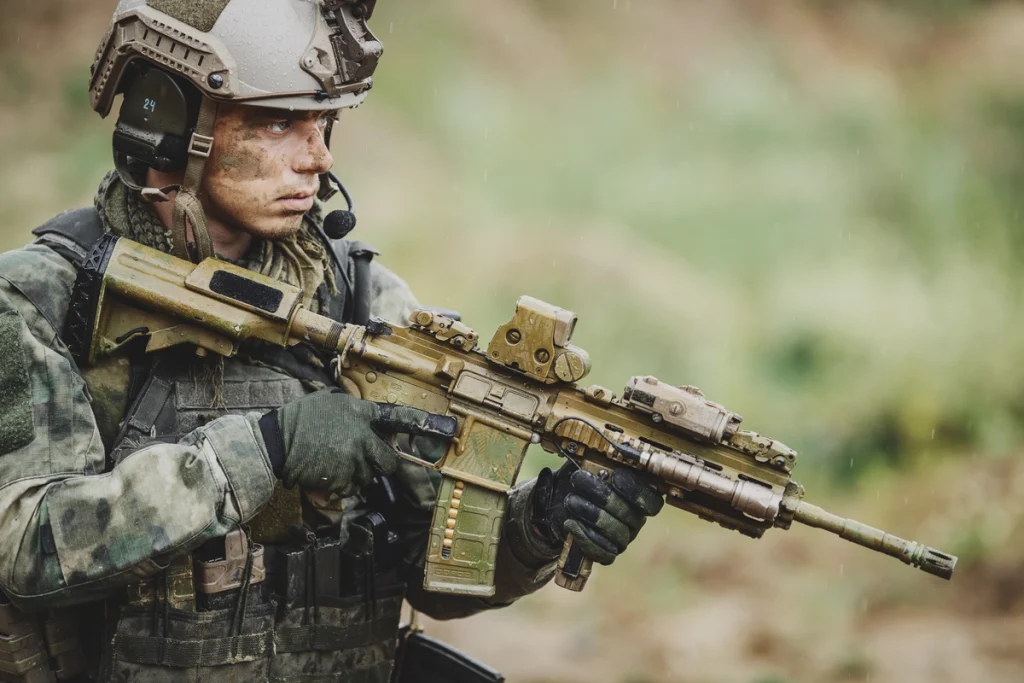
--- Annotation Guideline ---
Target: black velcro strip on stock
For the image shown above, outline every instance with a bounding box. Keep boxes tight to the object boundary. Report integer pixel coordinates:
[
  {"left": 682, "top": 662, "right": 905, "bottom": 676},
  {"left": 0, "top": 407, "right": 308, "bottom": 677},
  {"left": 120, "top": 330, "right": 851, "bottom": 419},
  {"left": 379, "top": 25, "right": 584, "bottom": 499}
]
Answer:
[{"left": 209, "top": 270, "right": 284, "bottom": 314}]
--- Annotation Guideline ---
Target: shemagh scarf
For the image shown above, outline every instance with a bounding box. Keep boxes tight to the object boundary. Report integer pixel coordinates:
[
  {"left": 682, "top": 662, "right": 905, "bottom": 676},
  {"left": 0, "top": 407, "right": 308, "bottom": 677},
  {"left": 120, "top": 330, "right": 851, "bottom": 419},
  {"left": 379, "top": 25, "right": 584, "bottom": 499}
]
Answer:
[{"left": 94, "top": 170, "right": 338, "bottom": 314}]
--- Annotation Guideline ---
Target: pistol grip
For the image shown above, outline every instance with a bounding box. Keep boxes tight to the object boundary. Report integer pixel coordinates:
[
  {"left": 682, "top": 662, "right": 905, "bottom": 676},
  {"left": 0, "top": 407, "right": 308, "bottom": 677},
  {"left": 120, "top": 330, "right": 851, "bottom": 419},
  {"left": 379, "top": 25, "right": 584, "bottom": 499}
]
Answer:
[
  {"left": 555, "top": 458, "right": 606, "bottom": 591},
  {"left": 555, "top": 537, "right": 592, "bottom": 592}
]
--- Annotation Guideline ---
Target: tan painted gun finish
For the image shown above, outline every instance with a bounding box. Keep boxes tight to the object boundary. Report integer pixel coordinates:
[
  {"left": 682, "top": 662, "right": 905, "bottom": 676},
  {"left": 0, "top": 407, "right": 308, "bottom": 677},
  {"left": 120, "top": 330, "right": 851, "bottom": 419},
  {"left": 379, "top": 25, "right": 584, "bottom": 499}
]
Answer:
[{"left": 85, "top": 238, "right": 957, "bottom": 596}]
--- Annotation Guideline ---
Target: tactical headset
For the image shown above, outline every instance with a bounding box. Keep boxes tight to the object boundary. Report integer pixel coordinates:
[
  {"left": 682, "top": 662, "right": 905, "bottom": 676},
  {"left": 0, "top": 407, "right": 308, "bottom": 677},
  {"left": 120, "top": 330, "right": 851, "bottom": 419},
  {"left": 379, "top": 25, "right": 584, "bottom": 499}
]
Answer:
[{"left": 112, "top": 63, "right": 358, "bottom": 239}]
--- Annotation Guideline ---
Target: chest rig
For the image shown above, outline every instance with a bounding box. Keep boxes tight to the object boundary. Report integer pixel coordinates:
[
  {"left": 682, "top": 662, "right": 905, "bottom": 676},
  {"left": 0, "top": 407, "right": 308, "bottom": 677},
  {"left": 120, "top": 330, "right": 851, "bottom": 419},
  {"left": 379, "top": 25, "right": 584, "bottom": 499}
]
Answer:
[{"left": 32, "top": 209, "right": 407, "bottom": 683}]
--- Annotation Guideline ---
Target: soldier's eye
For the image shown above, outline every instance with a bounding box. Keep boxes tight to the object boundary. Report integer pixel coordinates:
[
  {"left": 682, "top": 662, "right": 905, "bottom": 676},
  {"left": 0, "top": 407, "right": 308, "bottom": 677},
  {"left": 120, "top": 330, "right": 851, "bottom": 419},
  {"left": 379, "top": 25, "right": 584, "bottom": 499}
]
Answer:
[
  {"left": 267, "top": 121, "right": 290, "bottom": 133},
  {"left": 317, "top": 114, "right": 337, "bottom": 130}
]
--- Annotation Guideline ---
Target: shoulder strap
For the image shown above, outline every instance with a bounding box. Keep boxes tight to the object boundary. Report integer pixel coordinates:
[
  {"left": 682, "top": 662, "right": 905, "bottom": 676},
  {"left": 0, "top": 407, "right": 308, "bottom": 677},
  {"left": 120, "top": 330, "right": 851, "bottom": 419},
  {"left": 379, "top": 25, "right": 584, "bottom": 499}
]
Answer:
[{"left": 31, "top": 207, "right": 105, "bottom": 266}]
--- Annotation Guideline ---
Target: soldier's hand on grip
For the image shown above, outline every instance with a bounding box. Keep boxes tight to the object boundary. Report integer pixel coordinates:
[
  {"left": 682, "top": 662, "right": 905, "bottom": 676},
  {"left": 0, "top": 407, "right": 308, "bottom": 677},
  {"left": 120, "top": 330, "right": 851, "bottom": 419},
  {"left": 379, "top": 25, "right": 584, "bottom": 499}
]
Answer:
[
  {"left": 259, "top": 389, "right": 457, "bottom": 497},
  {"left": 531, "top": 463, "right": 665, "bottom": 565}
]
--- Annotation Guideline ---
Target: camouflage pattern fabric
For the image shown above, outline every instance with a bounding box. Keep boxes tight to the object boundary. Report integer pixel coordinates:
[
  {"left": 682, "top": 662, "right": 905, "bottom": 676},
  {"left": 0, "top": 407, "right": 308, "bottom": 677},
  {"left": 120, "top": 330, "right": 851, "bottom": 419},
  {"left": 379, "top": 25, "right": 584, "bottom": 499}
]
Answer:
[
  {"left": 0, "top": 239, "right": 276, "bottom": 606},
  {"left": 0, "top": 191, "right": 555, "bottom": 680}
]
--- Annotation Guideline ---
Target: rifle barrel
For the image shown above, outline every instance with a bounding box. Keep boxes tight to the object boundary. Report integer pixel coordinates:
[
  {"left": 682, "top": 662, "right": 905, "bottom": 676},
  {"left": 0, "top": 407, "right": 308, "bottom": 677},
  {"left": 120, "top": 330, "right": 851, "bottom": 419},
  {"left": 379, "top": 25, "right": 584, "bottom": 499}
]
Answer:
[{"left": 794, "top": 501, "right": 957, "bottom": 580}]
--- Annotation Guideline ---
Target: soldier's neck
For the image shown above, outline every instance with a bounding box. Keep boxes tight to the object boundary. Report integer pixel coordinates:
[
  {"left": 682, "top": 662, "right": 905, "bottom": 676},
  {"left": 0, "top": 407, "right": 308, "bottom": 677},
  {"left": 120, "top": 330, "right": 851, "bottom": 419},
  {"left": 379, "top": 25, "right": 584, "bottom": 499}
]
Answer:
[{"left": 145, "top": 168, "right": 252, "bottom": 260}]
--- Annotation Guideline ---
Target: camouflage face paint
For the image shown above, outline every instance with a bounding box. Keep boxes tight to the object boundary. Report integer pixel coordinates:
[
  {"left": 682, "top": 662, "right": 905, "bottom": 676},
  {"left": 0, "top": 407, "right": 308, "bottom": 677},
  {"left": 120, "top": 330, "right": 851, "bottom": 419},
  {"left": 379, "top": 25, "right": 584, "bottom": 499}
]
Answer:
[{"left": 201, "top": 103, "right": 335, "bottom": 242}]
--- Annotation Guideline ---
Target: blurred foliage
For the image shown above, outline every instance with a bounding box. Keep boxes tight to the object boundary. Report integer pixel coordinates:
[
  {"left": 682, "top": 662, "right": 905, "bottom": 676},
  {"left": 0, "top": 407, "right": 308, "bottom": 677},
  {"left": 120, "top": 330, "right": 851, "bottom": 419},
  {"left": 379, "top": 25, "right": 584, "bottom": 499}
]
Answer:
[
  {"left": 3, "top": 4, "right": 1024, "bottom": 681},
  {"left": 883, "top": 0, "right": 1002, "bottom": 20},
  {"left": 3, "top": 0, "right": 1024, "bottom": 491}
]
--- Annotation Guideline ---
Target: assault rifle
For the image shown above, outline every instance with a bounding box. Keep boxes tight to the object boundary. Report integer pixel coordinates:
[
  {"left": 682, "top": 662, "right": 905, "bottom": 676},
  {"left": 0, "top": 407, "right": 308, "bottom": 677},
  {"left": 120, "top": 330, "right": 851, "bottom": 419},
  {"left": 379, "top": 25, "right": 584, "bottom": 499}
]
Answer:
[{"left": 66, "top": 235, "right": 957, "bottom": 596}]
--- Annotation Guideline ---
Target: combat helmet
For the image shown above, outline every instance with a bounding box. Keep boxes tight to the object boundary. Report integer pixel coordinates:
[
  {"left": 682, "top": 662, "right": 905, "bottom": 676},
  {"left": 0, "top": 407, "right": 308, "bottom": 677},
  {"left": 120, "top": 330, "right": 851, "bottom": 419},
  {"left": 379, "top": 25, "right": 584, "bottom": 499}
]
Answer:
[{"left": 88, "top": 0, "right": 382, "bottom": 261}]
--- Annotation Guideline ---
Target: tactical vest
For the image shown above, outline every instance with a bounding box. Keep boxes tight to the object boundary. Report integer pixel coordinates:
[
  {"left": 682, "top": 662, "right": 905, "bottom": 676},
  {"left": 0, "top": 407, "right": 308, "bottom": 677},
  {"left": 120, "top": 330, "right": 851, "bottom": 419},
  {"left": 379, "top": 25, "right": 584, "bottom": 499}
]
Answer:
[{"left": 25, "top": 208, "right": 406, "bottom": 683}]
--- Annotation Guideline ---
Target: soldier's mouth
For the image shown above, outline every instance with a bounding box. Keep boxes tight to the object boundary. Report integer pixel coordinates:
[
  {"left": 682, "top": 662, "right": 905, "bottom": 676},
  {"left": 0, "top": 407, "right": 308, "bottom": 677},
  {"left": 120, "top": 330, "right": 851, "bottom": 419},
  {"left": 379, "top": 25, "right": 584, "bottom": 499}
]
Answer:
[{"left": 277, "top": 191, "right": 316, "bottom": 211}]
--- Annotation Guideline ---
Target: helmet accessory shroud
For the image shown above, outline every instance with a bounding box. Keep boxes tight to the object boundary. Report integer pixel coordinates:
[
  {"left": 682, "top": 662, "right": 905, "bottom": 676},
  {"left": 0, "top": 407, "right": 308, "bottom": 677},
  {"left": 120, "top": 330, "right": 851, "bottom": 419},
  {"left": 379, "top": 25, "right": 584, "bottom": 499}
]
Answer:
[{"left": 90, "top": 0, "right": 382, "bottom": 261}]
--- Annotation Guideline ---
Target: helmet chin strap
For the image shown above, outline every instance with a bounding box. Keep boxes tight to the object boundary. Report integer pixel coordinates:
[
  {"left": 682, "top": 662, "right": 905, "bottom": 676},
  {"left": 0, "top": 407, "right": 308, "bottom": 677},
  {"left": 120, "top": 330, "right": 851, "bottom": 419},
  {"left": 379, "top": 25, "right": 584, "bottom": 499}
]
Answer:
[{"left": 171, "top": 97, "right": 218, "bottom": 262}]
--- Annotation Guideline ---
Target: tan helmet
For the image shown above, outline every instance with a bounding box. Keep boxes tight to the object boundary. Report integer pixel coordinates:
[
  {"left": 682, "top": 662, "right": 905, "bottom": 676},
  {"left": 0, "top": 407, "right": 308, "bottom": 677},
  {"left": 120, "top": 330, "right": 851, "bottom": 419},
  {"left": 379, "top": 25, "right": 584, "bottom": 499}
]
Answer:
[{"left": 89, "top": 0, "right": 382, "bottom": 261}]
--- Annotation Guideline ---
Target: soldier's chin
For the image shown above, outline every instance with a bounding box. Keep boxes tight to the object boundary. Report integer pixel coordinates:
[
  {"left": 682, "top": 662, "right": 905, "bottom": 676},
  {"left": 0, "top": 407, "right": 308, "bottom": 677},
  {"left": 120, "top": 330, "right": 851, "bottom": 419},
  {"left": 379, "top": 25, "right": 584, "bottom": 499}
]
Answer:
[{"left": 242, "top": 212, "right": 307, "bottom": 240}]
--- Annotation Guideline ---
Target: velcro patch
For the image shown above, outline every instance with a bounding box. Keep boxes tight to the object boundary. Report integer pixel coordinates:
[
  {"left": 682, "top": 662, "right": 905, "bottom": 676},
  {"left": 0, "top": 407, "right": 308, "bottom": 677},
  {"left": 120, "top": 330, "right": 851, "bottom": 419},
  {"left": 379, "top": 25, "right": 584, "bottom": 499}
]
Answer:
[
  {"left": 209, "top": 270, "right": 284, "bottom": 313},
  {"left": 148, "top": 0, "right": 232, "bottom": 33},
  {"left": 0, "top": 311, "right": 34, "bottom": 454}
]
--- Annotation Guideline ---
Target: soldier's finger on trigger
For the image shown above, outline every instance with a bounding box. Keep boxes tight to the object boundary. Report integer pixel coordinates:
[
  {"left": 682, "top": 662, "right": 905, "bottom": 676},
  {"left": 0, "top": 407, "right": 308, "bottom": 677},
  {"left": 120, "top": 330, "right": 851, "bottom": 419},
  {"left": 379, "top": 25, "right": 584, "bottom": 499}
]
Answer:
[{"left": 373, "top": 404, "right": 457, "bottom": 439}]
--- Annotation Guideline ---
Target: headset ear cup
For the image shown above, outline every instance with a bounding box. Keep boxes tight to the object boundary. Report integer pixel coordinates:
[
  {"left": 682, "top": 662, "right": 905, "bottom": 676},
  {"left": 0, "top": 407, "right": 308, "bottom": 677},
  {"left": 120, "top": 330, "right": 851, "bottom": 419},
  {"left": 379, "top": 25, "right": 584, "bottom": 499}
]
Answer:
[{"left": 113, "top": 65, "right": 201, "bottom": 173}]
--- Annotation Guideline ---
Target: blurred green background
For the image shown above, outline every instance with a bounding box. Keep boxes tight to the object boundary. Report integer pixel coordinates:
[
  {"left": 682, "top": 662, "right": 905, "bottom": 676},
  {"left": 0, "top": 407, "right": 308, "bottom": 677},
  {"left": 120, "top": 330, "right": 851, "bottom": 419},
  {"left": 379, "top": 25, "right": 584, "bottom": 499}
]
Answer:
[{"left": 3, "top": 1, "right": 1024, "bottom": 681}]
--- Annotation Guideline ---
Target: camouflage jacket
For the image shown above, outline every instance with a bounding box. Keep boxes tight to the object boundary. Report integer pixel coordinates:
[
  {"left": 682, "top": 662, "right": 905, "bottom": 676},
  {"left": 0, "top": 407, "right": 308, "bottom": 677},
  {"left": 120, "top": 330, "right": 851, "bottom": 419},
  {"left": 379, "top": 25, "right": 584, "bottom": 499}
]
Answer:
[{"left": 0, "top": 216, "right": 558, "bottom": 620}]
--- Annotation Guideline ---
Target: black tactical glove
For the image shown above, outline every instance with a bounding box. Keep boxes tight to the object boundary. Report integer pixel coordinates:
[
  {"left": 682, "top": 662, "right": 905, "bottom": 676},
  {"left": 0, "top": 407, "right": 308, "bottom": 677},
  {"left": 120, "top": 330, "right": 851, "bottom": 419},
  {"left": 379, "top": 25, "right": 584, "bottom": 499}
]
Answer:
[
  {"left": 530, "top": 463, "right": 665, "bottom": 565},
  {"left": 258, "top": 389, "right": 457, "bottom": 497}
]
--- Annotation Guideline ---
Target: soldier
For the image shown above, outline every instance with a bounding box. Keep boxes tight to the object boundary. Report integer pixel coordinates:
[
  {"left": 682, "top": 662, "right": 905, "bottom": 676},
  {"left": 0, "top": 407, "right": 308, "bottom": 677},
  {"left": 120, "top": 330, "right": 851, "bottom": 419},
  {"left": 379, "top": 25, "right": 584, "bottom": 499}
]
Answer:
[{"left": 0, "top": 1, "right": 665, "bottom": 681}]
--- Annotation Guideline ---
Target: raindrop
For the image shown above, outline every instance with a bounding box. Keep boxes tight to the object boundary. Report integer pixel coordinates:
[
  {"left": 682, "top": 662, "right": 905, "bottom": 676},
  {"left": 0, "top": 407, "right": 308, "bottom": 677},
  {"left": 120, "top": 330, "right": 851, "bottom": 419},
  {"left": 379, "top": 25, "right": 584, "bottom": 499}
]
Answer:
[
  {"left": 839, "top": 564, "right": 844, "bottom": 578},
  {"left": 390, "top": 22, "right": 394, "bottom": 34},
  {"left": 484, "top": 169, "right": 489, "bottom": 182},
  {"left": 930, "top": 428, "right": 935, "bottom": 440}
]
